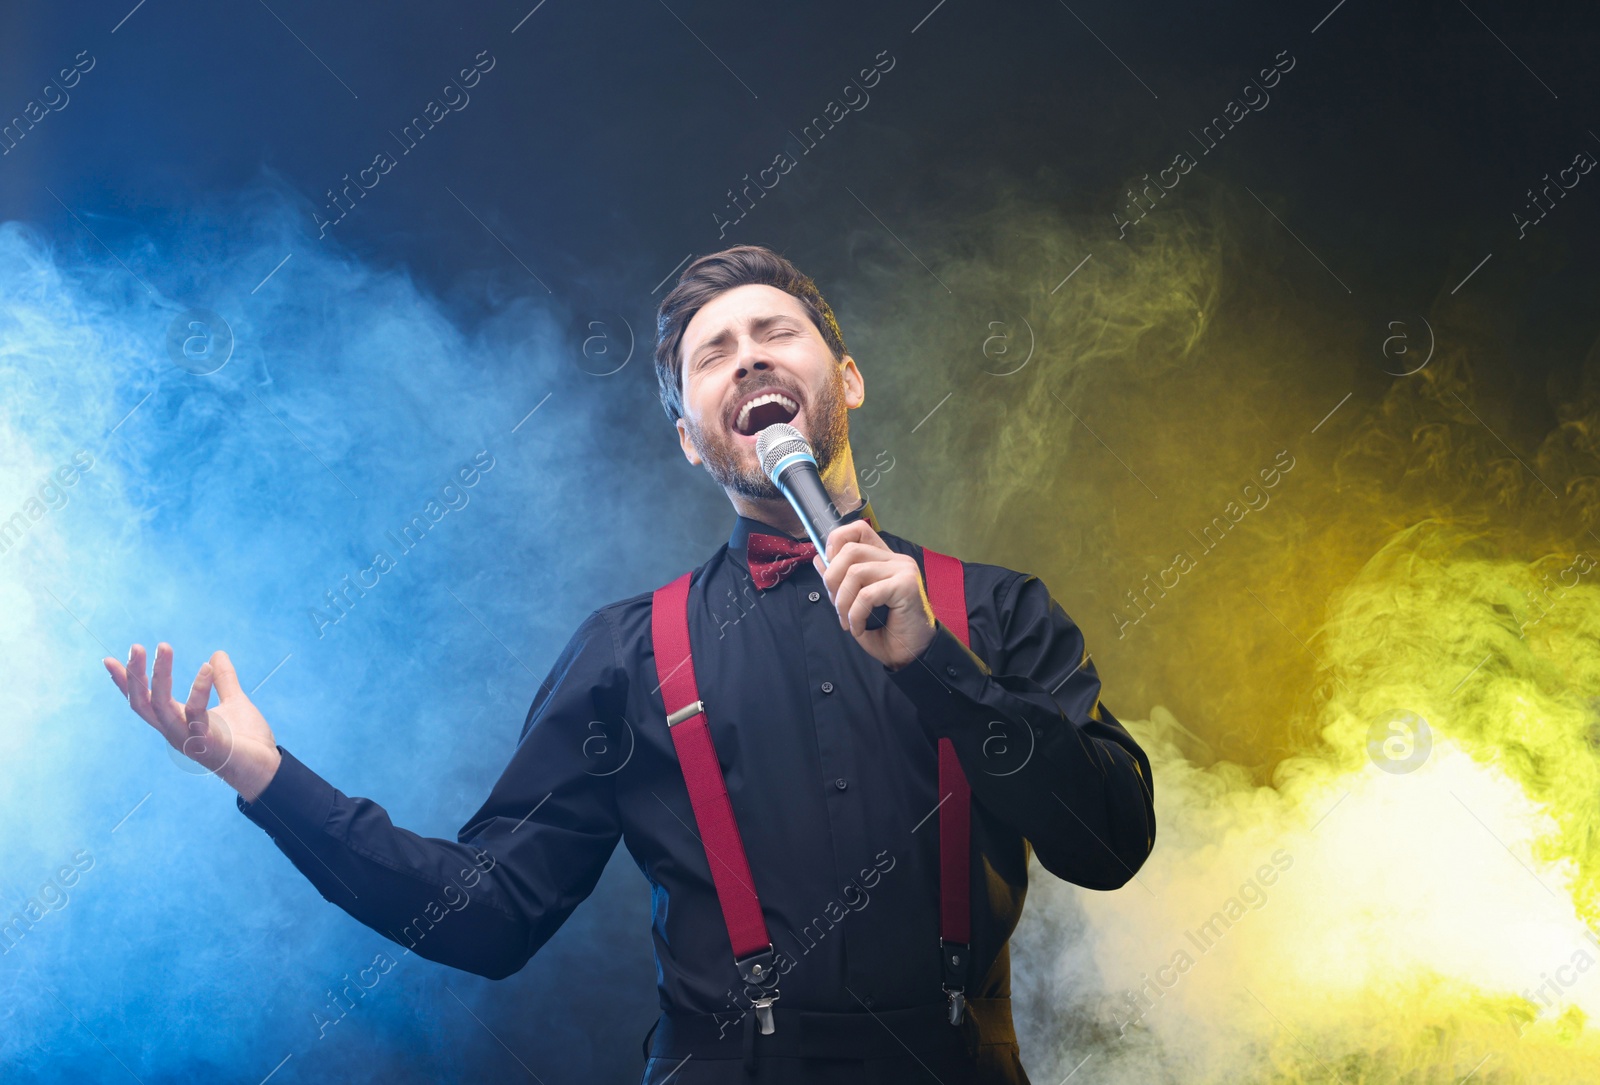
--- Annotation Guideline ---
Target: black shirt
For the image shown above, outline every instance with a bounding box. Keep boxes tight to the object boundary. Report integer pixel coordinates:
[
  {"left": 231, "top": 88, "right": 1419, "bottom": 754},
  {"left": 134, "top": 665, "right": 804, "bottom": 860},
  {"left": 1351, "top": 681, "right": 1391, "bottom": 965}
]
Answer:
[{"left": 237, "top": 497, "right": 1155, "bottom": 1031}]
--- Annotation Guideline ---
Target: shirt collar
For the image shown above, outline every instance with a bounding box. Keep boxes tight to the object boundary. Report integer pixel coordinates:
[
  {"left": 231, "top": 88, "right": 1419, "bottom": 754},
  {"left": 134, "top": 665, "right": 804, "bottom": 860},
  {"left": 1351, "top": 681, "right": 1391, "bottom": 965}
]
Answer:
[{"left": 728, "top": 495, "right": 879, "bottom": 555}]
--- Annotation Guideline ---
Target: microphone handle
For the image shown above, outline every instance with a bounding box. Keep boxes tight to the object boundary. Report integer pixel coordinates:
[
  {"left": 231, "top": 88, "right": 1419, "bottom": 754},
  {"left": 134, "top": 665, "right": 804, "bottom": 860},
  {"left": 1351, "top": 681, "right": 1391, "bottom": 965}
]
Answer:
[
  {"left": 775, "top": 457, "right": 842, "bottom": 554},
  {"left": 775, "top": 460, "right": 889, "bottom": 632}
]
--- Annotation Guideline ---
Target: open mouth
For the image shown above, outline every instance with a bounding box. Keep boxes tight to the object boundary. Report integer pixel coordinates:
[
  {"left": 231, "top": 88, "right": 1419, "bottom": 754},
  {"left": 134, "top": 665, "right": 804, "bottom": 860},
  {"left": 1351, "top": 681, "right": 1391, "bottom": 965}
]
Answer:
[{"left": 731, "top": 389, "right": 802, "bottom": 441}]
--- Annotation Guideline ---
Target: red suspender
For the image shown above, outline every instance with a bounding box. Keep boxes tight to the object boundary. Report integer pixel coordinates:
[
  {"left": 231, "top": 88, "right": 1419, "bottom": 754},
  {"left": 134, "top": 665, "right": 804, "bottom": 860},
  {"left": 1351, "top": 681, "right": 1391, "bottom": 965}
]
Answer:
[
  {"left": 649, "top": 547, "right": 974, "bottom": 1034},
  {"left": 650, "top": 571, "right": 779, "bottom": 1027},
  {"left": 920, "top": 548, "right": 974, "bottom": 1025}
]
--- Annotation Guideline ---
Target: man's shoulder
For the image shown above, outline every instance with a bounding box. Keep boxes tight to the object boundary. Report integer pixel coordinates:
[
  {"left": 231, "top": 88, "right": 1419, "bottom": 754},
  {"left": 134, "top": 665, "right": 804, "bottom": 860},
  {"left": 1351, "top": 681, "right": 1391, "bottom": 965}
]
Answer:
[
  {"left": 583, "top": 544, "right": 731, "bottom": 639},
  {"left": 878, "top": 530, "right": 1028, "bottom": 603}
]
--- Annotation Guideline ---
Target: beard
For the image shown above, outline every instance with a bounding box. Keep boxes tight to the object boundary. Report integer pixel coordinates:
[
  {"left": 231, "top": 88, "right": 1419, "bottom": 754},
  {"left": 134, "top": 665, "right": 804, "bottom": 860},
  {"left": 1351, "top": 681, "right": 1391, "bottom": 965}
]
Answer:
[{"left": 683, "top": 362, "right": 851, "bottom": 502}]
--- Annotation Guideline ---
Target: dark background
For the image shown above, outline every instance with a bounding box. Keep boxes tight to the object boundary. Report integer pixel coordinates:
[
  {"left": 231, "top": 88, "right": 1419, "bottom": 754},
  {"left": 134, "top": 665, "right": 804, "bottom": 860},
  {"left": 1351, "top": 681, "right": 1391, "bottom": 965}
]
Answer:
[{"left": 4, "top": 1, "right": 1597, "bottom": 1081}]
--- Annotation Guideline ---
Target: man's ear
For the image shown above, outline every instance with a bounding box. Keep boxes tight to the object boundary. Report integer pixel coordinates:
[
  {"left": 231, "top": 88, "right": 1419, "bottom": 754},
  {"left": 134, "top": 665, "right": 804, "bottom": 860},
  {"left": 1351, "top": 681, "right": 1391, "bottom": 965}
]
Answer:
[
  {"left": 675, "top": 417, "right": 702, "bottom": 465},
  {"left": 841, "top": 355, "right": 865, "bottom": 409}
]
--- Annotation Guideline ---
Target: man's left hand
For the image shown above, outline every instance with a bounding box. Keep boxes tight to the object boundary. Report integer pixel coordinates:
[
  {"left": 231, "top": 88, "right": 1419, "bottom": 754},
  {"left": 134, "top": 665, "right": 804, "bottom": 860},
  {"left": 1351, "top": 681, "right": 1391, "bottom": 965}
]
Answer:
[{"left": 812, "top": 520, "right": 937, "bottom": 670}]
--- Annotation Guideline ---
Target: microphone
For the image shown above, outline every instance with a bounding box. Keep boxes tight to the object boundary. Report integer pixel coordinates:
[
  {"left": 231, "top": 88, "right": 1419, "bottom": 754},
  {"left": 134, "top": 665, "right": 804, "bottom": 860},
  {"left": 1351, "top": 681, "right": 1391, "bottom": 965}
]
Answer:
[
  {"left": 756, "top": 422, "right": 888, "bottom": 630},
  {"left": 756, "top": 423, "right": 843, "bottom": 558}
]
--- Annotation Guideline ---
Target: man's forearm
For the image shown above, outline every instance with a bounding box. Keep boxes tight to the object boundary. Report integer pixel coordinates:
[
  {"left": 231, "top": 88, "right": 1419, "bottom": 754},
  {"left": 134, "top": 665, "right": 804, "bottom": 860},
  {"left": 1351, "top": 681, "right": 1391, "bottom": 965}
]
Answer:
[
  {"left": 887, "top": 617, "right": 1156, "bottom": 889},
  {"left": 237, "top": 747, "right": 534, "bottom": 980}
]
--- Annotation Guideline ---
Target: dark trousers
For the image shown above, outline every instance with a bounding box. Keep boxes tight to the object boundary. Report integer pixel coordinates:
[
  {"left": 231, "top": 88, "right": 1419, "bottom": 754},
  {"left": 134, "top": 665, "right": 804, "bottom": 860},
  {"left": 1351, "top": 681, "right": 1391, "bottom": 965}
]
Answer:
[{"left": 639, "top": 999, "right": 1032, "bottom": 1084}]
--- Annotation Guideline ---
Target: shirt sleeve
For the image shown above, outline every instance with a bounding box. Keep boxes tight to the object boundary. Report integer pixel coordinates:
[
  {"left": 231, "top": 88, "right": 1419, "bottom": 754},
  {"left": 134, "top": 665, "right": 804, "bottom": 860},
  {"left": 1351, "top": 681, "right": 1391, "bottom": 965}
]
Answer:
[
  {"left": 236, "top": 609, "right": 626, "bottom": 979},
  {"left": 885, "top": 569, "right": 1156, "bottom": 891}
]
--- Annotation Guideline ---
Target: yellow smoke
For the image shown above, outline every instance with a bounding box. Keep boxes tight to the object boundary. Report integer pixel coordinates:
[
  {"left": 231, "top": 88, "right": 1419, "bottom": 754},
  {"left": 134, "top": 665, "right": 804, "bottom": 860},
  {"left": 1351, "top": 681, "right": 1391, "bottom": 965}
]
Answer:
[
  {"left": 1036, "top": 528, "right": 1600, "bottom": 1082},
  {"left": 833, "top": 176, "right": 1600, "bottom": 1080}
]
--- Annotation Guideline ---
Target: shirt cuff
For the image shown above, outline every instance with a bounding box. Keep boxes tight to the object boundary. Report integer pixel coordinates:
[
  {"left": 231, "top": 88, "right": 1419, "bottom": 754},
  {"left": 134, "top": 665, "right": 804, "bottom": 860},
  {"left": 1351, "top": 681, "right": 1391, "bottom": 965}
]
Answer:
[
  {"left": 883, "top": 618, "right": 992, "bottom": 723},
  {"left": 236, "top": 746, "right": 336, "bottom": 842}
]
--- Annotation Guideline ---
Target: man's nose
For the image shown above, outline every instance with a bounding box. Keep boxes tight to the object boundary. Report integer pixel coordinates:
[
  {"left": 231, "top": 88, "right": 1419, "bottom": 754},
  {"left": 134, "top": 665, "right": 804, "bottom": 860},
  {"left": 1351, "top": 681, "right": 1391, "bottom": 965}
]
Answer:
[{"left": 734, "top": 342, "right": 772, "bottom": 378}]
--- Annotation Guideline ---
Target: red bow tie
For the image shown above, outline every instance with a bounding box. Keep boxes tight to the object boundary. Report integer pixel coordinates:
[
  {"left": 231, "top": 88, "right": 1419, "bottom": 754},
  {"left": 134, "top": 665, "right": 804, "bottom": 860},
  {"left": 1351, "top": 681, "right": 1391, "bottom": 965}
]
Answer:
[{"left": 746, "top": 532, "right": 818, "bottom": 589}]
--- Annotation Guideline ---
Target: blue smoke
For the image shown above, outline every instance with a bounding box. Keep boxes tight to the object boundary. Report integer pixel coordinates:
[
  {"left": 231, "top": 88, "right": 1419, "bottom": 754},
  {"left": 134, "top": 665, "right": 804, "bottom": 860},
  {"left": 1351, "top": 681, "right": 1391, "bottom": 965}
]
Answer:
[{"left": 0, "top": 193, "right": 691, "bottom": 1082}]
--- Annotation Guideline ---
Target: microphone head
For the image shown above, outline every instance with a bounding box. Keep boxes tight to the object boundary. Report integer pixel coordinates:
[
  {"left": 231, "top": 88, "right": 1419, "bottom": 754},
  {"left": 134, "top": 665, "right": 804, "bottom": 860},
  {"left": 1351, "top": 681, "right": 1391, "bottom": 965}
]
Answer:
[{"left": 756, "top": 422, "right": 813, "bottom": 481}]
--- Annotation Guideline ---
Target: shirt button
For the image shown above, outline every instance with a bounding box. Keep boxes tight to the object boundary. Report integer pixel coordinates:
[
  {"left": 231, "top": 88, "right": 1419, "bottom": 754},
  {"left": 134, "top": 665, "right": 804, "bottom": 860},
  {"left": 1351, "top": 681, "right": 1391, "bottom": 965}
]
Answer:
[
  {"left": 945, "top": 665, "right": 958, "bottom": 677},
  {"left": 808, "top": 591, "right": 821, "bottom": 602},
  {"left": 863, "top": 995, "right": 874, "bottom": 1007},
  {"left": 834, "top": 778, "right": 848, "bottom": 790},
  {"left": 821, "top": 681, "right": 834, "bottom": 693}
]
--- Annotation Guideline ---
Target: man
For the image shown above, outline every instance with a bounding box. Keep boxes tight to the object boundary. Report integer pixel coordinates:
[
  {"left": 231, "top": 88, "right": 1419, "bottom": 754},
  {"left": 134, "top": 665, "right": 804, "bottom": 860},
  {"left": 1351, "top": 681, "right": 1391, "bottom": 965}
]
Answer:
[{"left": 105, "top": 245, "right": 1155, "bottom": 1083}]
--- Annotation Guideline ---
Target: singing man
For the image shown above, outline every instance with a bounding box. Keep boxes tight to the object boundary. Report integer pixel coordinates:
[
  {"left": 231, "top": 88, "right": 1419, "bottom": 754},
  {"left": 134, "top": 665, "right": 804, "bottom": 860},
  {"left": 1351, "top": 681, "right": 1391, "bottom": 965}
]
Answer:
[{"left": 105, "top": 244, "right": 1155, "bottom": 1084}]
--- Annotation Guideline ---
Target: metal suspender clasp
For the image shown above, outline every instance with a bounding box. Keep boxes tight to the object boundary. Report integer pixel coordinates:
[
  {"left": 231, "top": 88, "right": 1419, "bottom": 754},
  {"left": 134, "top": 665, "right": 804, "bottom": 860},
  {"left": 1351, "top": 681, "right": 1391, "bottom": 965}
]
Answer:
[
  {"left": 946, "top": 988, "right": 966, "bottom": 1027},
  {"left": 735, "top": 945, "right": 781, "bottom": 1035},
  {"left": 666, "top": 699, "right": 705, "bottom": 728},
  {"left": 941, "top": 939, "right": 969, "bottom": 1026}
]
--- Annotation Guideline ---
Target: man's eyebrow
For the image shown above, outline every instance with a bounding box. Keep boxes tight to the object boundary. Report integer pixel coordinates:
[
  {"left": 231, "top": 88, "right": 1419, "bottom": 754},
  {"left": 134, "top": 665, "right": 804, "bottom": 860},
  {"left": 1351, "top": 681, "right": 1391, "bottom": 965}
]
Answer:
[
  {"left": 687, "top": 314, "right": 807, "bottom": 365},
  {"left": 687, "top": 326, "right": 732, "bottom": 368}
]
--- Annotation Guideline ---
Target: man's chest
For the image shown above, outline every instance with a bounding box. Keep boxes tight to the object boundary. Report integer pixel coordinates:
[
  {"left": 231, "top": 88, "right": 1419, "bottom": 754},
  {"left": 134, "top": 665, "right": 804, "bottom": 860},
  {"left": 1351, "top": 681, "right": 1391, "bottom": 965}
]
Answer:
[{"left": 610, "top": 565, "right": 950, "bottom": 852}]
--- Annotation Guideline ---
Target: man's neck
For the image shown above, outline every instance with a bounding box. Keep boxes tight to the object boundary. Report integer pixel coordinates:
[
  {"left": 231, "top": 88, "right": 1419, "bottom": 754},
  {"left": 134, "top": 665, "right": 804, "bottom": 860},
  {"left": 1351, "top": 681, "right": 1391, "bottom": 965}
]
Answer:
[{"left": 728, "top": 446, "right": 862, "bottom": 539}]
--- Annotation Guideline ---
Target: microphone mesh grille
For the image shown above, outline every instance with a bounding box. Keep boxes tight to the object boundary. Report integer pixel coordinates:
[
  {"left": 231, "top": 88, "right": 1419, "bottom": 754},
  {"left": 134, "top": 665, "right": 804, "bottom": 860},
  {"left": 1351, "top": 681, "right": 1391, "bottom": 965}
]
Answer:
[{"left": 755, "top": 423, "right": 811, "bottom": 479}]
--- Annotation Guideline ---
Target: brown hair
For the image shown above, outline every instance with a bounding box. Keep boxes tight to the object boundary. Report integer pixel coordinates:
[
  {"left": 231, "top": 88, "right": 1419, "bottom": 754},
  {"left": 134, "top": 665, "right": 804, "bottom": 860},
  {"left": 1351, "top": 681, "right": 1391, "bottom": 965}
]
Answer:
[{"left": 653, "top": 245, "right": 848, "bottom": 423}]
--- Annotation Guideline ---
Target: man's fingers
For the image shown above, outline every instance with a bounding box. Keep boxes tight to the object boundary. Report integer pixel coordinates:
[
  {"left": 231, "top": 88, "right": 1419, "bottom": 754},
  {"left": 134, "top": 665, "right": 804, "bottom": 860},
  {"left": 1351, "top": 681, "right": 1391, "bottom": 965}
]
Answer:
[
  {"left": 846, "top": 578, "right": 896, "bottom": 635},
  {"left": 148, "top": 644, "right": 188, "bottom": 734},
  {"left": 150, "top": 643, "right": 174, "bottom": 708},
  {"left": 126, "top": 644, "right": 152, "bottom": 715},
  {"left": 833, "top": 560, "right": 896, "bottom": 630},
  {"left": 103, "top": 658, "right": 128, "bottom": 697},
  {"left": 149, "top": 646, "right": 174, "bottom": 713},
  {"left": 829, "top": 540, "right": 884, "bottom": 568},
  {"left": 112, "top": 644, "right": 243, "bottom": 753},
  {"left": 184, "top": 663, "right": 215, "bottom": 733},
  {"left": 114, "top": 644, "right": 186, "bottom": 745},
  {"left": 823, "top": 520, "right": 880, "bottom": 561},
  {"left": 208, "top": 650, "right": 245, "bottom": 700},
  {"left": 820, "top": 540, "right": 895, "bottom": 597}
]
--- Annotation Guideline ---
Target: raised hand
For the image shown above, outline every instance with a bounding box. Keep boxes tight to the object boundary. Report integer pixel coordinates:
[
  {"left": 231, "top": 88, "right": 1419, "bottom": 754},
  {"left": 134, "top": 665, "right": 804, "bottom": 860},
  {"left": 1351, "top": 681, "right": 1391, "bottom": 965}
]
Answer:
[
  {"left": 811, "top": 520, "right": 938, "bottom": 670},
  {"left": 104, "top": 643, "right": 282, "bottom": 802}
]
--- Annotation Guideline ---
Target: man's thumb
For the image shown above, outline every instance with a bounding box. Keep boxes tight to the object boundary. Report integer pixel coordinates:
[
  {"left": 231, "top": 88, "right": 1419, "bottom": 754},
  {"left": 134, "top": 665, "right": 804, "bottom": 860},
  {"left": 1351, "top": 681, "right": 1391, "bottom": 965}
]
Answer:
[{"left": 209, "top": 650, "right": 245, "bottom": 698}]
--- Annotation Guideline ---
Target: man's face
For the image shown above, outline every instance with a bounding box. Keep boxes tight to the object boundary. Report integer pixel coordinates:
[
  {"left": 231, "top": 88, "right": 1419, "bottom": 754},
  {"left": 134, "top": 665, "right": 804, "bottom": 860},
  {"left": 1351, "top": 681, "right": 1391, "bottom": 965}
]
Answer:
[{"left": 674, "top": 284, "right": 864, "bottom": 501}]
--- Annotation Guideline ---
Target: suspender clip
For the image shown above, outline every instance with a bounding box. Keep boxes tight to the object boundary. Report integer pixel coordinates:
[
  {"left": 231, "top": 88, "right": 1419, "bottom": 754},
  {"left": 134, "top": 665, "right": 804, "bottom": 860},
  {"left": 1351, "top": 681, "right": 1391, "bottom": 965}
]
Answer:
[
  {"left": 752, "top": 996, "right": 776, "bottom": 1034},
  {"left": 941, "top": 939, "right": 969, "bottom": 1026},
  {"left": 946, "top": 988, "right": 966, "bottom": 1026},
  {"left": 735, "top": 945, "right": 781, "bottom": 1035}
]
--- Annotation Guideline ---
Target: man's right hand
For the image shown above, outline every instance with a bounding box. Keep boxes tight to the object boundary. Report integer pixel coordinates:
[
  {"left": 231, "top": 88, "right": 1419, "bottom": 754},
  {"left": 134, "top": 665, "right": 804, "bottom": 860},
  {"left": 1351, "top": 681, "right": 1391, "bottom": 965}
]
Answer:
[{"left": 104, "top": 644, "right": 283, "bottom": 802}]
